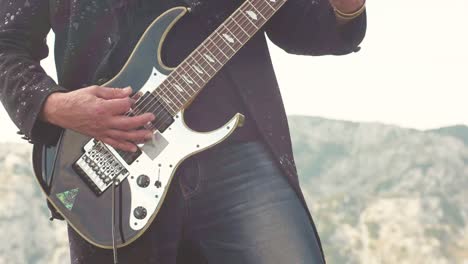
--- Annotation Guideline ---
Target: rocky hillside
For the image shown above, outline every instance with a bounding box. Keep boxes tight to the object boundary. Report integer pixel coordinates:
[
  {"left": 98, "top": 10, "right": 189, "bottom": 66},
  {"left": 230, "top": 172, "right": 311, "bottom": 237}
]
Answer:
[
  {"left": 0, "top": 117, "right": 467, "bottom": 263},
  {"left": 289, "top": 116, "right": 468, "bottom": 264},
  {"left": 0, "top": 144, "right": 69, "bottom": 264}
]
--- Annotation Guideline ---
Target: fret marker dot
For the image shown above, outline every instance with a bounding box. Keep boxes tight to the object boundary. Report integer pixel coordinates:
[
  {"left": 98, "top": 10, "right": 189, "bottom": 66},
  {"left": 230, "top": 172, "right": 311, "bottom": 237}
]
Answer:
[
  {"left": 174, "top": 84, "right": 184, "bottom": 92},
  {"left": 246, "top": 11, "right": 258, "bottom": 20},
  {"left": 222, "top": 33, "right": 235, "bottom": 43},
  {"left": 193, "top": 65, "right": 204, "bottom": 74},
  {"left": 204, "top": 53, "right": 215, "bottom": 63}
]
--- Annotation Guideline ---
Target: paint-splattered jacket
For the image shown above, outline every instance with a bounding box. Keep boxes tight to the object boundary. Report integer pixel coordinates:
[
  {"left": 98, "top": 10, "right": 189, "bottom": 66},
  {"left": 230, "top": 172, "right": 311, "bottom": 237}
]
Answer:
[{"left": 0, "top": 0, "right": 365, "bottom": 255}]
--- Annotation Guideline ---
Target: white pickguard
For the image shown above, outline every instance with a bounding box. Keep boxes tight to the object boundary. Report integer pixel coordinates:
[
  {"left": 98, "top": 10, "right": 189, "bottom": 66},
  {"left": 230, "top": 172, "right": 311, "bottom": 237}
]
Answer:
[{"left": 104, "top": 67, "right": 243, "bottom": 230}]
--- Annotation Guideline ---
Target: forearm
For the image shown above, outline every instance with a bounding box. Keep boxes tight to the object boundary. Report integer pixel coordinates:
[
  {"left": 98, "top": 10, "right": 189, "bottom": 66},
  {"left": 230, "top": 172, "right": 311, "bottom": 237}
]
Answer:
[
  {"left": 265, "top": 0, "right": 367, "bottom": 56},
  {"left": 0, "top": 48, "right": 67, "bottom": 144},
  {"left": 0, "top": 0, "right": 69, "bottom": 144}
]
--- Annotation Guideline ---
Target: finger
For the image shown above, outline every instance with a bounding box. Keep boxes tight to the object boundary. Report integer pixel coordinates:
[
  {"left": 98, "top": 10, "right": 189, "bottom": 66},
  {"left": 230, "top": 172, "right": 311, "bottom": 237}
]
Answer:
[
  {"left": 100, "top": 137, "right": 138, "bottom": 152},
  {"left": 94, "top": 86, "right": 133, "bottom": 100},
  {"left": 108, "top": 113, "right": 155, "bottom": 131},
  {"left": 131, "top": 91, "right": 144, "bottom": 100},
  {"left": 104, "top": 97, "right": 135, "bottom": 115},
  {"left": 105, "top": 129, "right": 153, "bottom": 142}
]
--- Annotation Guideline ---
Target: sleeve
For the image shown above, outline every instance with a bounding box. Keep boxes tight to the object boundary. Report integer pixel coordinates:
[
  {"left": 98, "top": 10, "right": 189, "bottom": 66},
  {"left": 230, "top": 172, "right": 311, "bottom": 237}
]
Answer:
[
  {"left": 265, "top": 0, "right": 367, "bottom": 56},
  {"left": 0, "top": 0, "right": 67, "bottom": 145}
]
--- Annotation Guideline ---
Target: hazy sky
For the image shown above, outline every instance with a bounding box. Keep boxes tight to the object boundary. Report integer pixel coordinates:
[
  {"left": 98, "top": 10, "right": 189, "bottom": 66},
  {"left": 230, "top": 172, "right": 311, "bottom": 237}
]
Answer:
[{"left": 1, "top": 0, "right": 467, "bottom": 142}]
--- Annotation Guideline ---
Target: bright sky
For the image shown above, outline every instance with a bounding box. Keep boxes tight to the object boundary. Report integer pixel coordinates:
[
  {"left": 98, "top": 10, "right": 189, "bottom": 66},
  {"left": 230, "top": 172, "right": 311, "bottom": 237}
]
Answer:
[{"left": 1, "top": 0, "right": 467, "bottom": 142}]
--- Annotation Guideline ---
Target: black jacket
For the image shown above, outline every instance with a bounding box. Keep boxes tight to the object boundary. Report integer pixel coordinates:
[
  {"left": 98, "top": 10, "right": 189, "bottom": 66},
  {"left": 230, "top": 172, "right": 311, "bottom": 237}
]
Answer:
[{"left": 0, "top": 0, "right": 366, "bottom": 258}]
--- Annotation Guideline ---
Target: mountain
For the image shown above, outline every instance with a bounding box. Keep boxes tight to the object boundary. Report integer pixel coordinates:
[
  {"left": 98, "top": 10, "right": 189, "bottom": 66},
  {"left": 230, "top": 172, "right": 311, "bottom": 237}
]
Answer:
[
  {"left": 0, "top": 143, "right": 69, "bottom": 264},
  {"left": 0, "top": 117, "right": 467, "bottom": 263},
  {"left": 429, "top": 125, "right": 468, "bottom": 146},
  {"left": 288, "top": 116, "right": 468, "bottom": 264}
]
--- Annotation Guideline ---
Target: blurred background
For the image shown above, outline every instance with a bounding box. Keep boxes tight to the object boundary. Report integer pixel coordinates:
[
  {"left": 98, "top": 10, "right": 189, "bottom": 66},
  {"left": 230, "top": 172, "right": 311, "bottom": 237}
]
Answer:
[{"left": 1, "top": 0, "right": 467, "bottom": 263}]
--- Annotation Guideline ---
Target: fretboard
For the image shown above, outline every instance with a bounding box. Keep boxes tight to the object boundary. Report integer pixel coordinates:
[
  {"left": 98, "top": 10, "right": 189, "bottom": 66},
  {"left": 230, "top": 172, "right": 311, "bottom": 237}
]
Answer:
[{"left": 141, "top": 0, "right": 287, "bottom": 117}]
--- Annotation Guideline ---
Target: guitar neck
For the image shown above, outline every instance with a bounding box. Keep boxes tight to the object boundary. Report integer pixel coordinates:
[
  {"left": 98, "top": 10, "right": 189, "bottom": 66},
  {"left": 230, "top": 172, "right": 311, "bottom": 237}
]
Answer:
[{"left": 146, "top": 0, "right": 287, "bottom": 116}]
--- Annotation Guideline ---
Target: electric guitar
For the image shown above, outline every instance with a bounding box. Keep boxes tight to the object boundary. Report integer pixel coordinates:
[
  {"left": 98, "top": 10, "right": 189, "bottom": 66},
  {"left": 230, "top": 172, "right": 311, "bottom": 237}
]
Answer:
[{"left": 33, "top": 0, "right": 286, "bottom": 249}]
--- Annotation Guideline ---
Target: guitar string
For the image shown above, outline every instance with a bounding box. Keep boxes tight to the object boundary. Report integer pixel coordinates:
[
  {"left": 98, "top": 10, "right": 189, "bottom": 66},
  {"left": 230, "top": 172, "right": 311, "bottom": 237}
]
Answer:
[
  {"left": 129, "top": 0, "right": 277, "bottom": 120},
  {"left": 100, "top": 0, "right": 280, "bottom": 181},
  {"left": 143, "top": 0, "right": 277, "bottom": 130},
  {"left": 124, "top": 0, "right": 280, "bottom": 124},
  {"left": 145, "top": 0, "right": 275, "bottom": 121},
  {"left": 124, "top": 0, "right": 256, "bottom": 120},
  {"left": 120, "top": 0, "right": 257, "bottom": 118},
  {"left": 116, "top": 0, "right": 280, "bottom": 161},
  {"left": 132, "top": 0, "right": 277, "bottom": 130},
  {"left": 117, "top": 0, "right": 277, "bottom": 162}
]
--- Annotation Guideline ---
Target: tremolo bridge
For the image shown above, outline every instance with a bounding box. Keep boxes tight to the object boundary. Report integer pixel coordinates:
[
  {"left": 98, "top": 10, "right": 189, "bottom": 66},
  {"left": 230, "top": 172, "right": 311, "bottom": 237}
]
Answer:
[{"left": 73, "top": 140, "right": 130, "bottom": 195}]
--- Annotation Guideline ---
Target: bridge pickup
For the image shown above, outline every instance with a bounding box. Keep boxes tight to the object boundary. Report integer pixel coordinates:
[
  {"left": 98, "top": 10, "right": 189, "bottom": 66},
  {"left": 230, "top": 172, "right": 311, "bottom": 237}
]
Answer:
[{"left": 115, "top": 148, "right": 142, "bottom": 166}]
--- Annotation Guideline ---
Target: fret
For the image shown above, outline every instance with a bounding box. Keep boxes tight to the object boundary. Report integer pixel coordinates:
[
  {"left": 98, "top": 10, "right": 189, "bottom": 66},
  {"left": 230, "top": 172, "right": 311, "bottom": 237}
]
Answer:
[
  {"left": 180, "top": 67, "right": 201, "bottom": 89},
  {"left": 265, "top": 0, "right": 284, "bottom": 10},
  {"left": 230, "top": 15, "right": 251, "bottom": 38},
  {"left": 241, "top": 10, "right": 259, "bottom": 30},
  {"left": 159, "top": 95, "right": 176, "bottom": 109},
  {"left": 171, "top": 83, "right": 185, "bottom": 94},
  {"left": 194, "top": 49, "right": 217, "bottom": 76},
  {"left": 188, "top": 57, "right": 210, "bottom": 80},
  {"left": 242, "top": 2, "right": 269, "bottom": 29},
  {"left": 171, "top": 75, "right": 195, "bottom": 96},
  {"left": 147, "top": 0, "right": 289, "bottom": 115},
  {"left": 168, "top": 82, "right": 190, "bottom": 102},
  {"left": 156, "top": 83, "right": 184, "bottom": 107},
  {"left": 185, "top": 59, "right": 206, "bottom": 83},
  {"left": 189, "top": 65, "right": 206, "bottom": 82},
  {"left": 262, "top": 0, "right": 276, "bottom": 11},
  {"left": 200, "top": 44, "right": 223, "bottom": 67},
  {"left": 207, "top": 37, "right": 230, "bottom": 59},
  {"left": 221, "top": 24, "right": 245, "bottom": 47},
  {"left": 195, "top": 49, "right": 217, "bottom": 72},
  {"left": 150, "top": 89, "right": 178, "bottom": 115},
  {"left": 179, "top": 72, "right": 193, "bottom": 86},
  {"left": 246, "top": 1, "right": 267, "bottom": 20}
]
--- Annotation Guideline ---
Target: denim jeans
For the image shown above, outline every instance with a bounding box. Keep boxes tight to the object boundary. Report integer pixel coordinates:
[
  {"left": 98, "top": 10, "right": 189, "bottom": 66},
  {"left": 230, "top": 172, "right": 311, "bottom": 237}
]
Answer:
[{"left": 68, "top": 140, "right": 325, "bottom": 264}]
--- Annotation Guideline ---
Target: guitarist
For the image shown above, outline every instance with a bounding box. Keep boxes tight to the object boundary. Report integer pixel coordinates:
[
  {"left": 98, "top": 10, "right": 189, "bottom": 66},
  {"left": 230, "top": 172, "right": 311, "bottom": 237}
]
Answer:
[{"left": 0, "top": 0, "right": 366, "bottom": 263}]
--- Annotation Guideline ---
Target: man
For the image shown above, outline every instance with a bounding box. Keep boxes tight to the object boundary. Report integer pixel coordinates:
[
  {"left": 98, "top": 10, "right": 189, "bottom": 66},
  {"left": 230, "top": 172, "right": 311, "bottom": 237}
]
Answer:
[{"left": 0, "top": 0, "right": 366, "bottom": 263}]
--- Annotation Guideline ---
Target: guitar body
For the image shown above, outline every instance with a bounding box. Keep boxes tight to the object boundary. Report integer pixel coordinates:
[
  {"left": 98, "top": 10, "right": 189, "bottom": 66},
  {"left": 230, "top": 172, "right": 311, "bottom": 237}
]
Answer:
[{"left": 33, "top": 7, "right": 244, "bottom": 249}]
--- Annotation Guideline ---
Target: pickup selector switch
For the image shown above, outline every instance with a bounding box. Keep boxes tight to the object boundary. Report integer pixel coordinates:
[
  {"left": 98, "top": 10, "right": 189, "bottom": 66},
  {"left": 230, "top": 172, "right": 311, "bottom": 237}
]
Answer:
[
  {"left": 155, "top": 180, "right": 162, "bottom": 188},
  {"left": 133, "top": 206, "right": 147, "bottom": 220},
  {"left": 137, "top": 175, "right": 150, "bottom": 188}
]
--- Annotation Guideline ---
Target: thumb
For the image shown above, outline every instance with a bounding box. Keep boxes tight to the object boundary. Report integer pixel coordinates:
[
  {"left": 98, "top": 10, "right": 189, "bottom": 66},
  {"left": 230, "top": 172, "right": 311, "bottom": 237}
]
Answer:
[{"left": 94, "top": 86, "right": 133, "bottom": 100}]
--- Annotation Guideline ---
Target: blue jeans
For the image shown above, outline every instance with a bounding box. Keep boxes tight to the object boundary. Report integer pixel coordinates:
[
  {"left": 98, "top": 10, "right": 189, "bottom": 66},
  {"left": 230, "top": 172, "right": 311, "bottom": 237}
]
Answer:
[{"left": 68, "top": 140, "right": 325, "bottom": 264}]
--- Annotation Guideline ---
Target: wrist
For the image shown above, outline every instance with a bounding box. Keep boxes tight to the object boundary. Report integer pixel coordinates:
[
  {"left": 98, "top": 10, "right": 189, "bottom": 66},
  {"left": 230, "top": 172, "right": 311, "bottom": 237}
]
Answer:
[
  {"left": 332, "top": 0, "right": 366, "bottom": 25},
  {"left": 41, "top": 92, "right": 66, "bottom": 126},
  {"left": 331, "top": 0, "right": 365, "bottom": 14}
]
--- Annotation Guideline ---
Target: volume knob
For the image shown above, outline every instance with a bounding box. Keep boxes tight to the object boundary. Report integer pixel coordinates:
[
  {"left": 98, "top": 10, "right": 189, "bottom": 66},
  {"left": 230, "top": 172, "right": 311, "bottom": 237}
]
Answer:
[
  {"left": 133, "top": 206, "right": 147, "bottom": 220},
  {"left": 136, "top": 175, "right": 150, "bottom": 188}
]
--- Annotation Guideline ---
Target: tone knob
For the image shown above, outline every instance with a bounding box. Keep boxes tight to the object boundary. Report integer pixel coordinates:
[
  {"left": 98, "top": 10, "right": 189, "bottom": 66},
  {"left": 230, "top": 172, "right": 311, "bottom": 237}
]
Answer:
[
  {"left": 137, "top": 175, "right": 150, "bottom": 188},
  {"left": 133, "top": 206, "right": 147, "bottom": 220}
]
